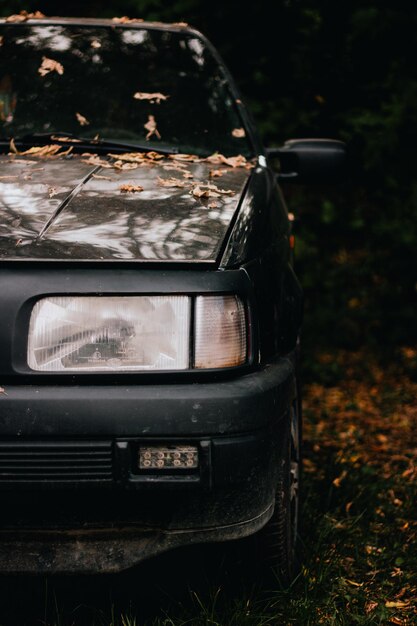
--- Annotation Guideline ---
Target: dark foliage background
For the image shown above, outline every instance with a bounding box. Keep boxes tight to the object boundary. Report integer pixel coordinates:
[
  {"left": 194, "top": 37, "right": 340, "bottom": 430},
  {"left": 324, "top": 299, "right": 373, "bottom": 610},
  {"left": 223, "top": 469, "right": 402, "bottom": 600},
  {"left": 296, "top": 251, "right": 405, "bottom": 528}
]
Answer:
[{"left": 2, "top": 0, "right": 416, "bottom": 356}]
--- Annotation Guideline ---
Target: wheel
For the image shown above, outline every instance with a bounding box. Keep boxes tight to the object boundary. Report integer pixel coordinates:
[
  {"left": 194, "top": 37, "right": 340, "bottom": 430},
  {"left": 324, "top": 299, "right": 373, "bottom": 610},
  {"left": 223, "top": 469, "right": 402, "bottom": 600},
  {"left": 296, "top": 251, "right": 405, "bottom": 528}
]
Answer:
[{"left": 256, "top": 385, "right": 302, "bottom": 586}]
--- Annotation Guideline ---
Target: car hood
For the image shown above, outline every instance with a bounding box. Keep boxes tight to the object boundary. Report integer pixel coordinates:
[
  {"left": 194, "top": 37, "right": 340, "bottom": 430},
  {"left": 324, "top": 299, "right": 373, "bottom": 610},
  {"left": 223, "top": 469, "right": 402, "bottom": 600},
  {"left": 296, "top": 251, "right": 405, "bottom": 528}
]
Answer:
[{"left": 0, "top": 153, "right": 251, "bottom": 263}]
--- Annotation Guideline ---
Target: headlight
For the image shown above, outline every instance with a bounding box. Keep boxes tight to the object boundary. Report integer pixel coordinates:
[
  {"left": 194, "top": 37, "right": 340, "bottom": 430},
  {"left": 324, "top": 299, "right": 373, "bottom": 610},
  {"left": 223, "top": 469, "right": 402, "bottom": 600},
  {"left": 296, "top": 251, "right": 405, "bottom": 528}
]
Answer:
[
  {"left": 28, "top": 296, "right": 190, "bottom": 371},
  {"left": 27, "top": 294, "right": 247, "bottom": 372}
]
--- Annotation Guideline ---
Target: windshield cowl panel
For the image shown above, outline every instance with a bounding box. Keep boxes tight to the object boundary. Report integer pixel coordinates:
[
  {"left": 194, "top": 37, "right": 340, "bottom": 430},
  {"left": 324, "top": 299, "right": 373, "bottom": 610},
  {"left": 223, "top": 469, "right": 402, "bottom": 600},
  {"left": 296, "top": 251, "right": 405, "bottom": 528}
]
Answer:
[{"left": 0, "top": 23, "right": 251, "bottom": 157}]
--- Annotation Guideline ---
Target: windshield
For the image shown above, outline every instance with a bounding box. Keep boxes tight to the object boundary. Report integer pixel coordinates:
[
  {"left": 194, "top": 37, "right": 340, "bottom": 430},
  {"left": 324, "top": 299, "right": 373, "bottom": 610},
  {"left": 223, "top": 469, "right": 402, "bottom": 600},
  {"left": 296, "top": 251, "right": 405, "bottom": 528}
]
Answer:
[{"left": 0, "top": 24, "right": 251, "bottom": 156}]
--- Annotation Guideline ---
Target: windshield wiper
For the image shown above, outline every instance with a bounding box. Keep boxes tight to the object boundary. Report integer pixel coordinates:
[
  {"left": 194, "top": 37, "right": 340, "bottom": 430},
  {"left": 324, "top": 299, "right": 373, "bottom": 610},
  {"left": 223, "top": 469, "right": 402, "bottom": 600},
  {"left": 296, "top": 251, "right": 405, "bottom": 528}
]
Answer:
[{"left": 4, "top": 132, "right": 180, "bottom": 155}]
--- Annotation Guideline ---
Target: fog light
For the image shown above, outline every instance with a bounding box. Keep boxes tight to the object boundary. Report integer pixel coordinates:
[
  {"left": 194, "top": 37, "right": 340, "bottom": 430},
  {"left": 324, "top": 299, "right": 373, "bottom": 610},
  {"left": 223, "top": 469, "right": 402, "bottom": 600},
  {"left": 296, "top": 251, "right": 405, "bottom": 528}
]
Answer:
[{"left": 139, "top": 446, "right": 198, "bottom": 470}]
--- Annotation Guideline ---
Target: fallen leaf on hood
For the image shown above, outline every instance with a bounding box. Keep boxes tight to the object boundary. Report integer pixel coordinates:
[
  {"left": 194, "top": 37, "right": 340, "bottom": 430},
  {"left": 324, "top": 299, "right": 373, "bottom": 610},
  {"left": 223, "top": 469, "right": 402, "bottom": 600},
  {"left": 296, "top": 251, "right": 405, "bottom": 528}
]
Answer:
[
  {"left": 113, "top": 160, "right": 139, "bottom": 171},
  {"left": 182, "top": 170, "right": 194, "bottom": 179},
  {"left": 385, "top": 600, "right": 410, "bottom": 609},
  {"left": 191, "top": 183, "right": 234, "bottom": 198},
  {"left": 209, "top": 168, "right": 228, "bottom": 178},
  {"left": 108, "top": 152, "right": 146, "bottom": 164},
  {"left": 158, "top": 177, "right": 189, "bottom": 189},
  {"left": 38, "top": 56, "right": 64, "bottom": 77},
  {"left": 0, "top": 387, "right": 7, "bottom": 396},
  {"left": 6, "top": 11, "right": 45, "bottom": 23},
  {"left": 169, "top": 153, "right": 200, "bottom": 162},
  {"left": 120, "top": 184, "right": 144, "bottom": 193},
  {"left": 232, "top": 128, "right": 246, "bottom": 138},
  {"left": 144, "top": 115, "right": 161, "bottom": 140},
  {"left": 0, "top": 175, "right": 18, "bottom": 180},
  {"left": 92, "top": 173, "right": 112, "bottom": 181},
  {"left": 48, "top": 186, "right": 59, "bottom": 198},
  {"left": 205, "top": 153, "right": 249, "bottom": 168},
  {"left": 146, "top": 151, "right": 165, "bottom": 161},
  {"left": 81, "top": 155, "right": 112, "bottom": 168},
  {"left": 133, "top": 92, "right": 169, "bottom": 104},
  {"left": 208, "top": 201, "right": 219, "bottom": 208},
  {"left": 112, "top": 16, "right": 144, "bottom": 24},
  {"left": 91, "top": 39, "right": 101, "bottom": 49},
  {"left": 76, "top": 112, "right": 89, "bottom": 126}
]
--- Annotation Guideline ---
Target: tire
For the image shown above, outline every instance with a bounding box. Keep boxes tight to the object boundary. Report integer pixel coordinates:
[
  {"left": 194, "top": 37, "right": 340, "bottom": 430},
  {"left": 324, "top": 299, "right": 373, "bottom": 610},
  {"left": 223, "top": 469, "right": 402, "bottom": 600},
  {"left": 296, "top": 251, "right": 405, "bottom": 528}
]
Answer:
[{"left": 256, "top": 384, "right": 302, "bottom": 586}]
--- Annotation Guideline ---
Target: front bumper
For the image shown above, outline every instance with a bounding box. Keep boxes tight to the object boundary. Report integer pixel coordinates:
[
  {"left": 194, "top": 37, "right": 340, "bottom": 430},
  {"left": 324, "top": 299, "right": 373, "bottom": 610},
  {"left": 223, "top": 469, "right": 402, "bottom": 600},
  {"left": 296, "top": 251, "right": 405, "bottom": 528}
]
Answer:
[{"left": 0, "top": 356, "right": 295, "bottom": 573}]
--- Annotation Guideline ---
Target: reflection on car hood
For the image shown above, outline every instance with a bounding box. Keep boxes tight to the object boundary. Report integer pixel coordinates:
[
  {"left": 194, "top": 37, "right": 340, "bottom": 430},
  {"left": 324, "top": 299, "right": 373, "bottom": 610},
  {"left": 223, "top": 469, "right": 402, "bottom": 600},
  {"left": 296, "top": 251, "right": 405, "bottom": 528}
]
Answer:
[{"left": 0, "top": 154, "right": 251, "bottom": 263}]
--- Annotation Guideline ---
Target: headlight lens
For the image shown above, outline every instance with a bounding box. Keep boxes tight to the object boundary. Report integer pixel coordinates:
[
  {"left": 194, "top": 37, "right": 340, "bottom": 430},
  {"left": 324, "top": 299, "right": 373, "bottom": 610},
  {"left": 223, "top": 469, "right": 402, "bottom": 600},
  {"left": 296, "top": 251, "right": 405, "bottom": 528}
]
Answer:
[
  {"left": 194, "top": 295, "right": 247, "bottom": 369},
  {"left": 27, "top": 294, "right": 247, "bottom": 372},
  {"left": 28, "top": 296, "right": 190, "bottom": 371}
]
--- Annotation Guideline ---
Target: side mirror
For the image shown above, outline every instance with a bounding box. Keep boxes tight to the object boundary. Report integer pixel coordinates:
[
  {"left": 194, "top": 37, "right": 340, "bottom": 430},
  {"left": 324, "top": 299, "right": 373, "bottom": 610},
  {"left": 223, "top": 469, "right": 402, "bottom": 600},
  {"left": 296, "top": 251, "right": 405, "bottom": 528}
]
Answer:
[{"left": 267, "top": 139, "right": 347, "bottom": 184}]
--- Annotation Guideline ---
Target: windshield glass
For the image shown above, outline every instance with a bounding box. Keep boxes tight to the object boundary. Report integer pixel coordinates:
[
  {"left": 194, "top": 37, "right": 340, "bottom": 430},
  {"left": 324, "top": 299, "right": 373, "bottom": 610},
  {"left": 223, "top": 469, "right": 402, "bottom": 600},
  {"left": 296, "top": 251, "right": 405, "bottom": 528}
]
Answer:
[{"left": 0, "top": 24, "right": 251, "bottom": 156}]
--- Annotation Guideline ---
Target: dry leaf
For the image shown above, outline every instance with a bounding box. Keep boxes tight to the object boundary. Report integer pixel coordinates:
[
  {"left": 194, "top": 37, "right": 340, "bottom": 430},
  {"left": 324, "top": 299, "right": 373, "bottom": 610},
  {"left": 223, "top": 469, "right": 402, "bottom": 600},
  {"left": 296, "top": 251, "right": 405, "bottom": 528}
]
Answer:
[
  {"left": 389, "top": 618, "right": 405, "bottom": 625},
  {"left": 112, "top": 16, "right": 144, "bottom": 24},
  {"left": 15, "top": 239, "right": 22, "bottom": 247},
  {"left": 385, "top": 600, "right": 410, "bottom": 608},
  {"left": 171, "top": 22, "right": 188, "bottom": 27},
  {"left": 48, "top": 186, "right": 58, "bottom": 198},
  {"left": 196, "top": 183, "right": 235, "bottom": 196},
  {"left": 209, "top": 168, "right": 228, "bottom": 178},
  {"left": 18, "top": 145, "right": 71, "bottom": 158},
  {"left": 345, "top": 579, "right": 363, "bottom": 587},
  {"left": 120, "top": 184, "right": 144, "bottom": 193},
  {"left": 76, "top": 112, "right": 89, "bottom": 126},
  {"left": 158, "top": 177, "right": 189, "bottom": 189},
  {"left": 0, "top": 175, "right": 18, "bottom": 180},
  {"left": 232, "top": 128, "right": 246, "bottom": 138},
  {"left": 191, "top": 186, "right": 211, "bottom": 198},
  {"left": 144, "top": 115, "right": 161, "bottom": 140},
  {"left": 92, "top": 174, "right": 112, "bottom": 181},
  {"left": 365, "top": 601, "right": 378, "bottom": 614},
  {"left": 208, "top": 201, "right": 219, "bottom": 208},
  {"left": 113, "top": 161, "right": 139, "bottom": 171},
  {"left": 182, "top": 171, "right": 193, "bottom": 179},
  {"left": 9, "top": 138, "right": 18, "bottom": 154},
  {"left": 81, "top": 155, "right": 112, "bottom": 168},
  {"left": 38, "top": 56, "right": 64, "bottom": 77},
  {"left": 91, "top": 40, "right": 101, "bottom": 49},
  {"left": 205, "top": 153, "right": 249, "bottom": 168},
  {"left": 332, "top": 470, "right": 347, "bottom": 487},
  {"left": 168, "top": 153, "right": 200, "bottom": 162},
  {"left": 133, "top": 91, "right": 169, "bottom": 104},
  {"left": 51, "top": 135, "right": 81, "bottom": 143},
  {"left": 5, "top": 11, "right": 44, "bottom": 22}
]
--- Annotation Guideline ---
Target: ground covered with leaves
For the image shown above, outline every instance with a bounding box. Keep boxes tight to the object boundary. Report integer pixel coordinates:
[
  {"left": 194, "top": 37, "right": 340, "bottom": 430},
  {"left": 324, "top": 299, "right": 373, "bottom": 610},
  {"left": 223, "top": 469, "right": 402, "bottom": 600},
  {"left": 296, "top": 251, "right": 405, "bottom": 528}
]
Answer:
[{"left": 0, "top": 347, "right": 416, "bottom": 625}]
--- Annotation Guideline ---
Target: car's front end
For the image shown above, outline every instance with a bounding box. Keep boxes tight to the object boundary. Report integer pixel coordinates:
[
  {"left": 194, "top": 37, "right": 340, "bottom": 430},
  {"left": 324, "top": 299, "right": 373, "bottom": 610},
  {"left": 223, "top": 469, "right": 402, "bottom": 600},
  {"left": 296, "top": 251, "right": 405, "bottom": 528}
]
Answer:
[{"left": 0, "top": 16, "right": 302, "bottom": 573}]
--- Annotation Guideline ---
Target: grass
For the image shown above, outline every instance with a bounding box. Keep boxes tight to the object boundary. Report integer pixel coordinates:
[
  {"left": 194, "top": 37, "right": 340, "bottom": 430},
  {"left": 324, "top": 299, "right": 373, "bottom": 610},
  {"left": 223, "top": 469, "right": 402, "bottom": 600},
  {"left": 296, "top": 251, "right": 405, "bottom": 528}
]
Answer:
[{"left": 0, "top": 347, "right": 416, "bottom": 625}]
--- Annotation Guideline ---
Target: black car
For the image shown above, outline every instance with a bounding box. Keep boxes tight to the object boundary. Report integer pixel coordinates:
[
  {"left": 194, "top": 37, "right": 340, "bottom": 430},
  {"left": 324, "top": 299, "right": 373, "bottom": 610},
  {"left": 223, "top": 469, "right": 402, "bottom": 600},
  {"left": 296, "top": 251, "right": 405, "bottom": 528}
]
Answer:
[{"left": 0, "top": 15, "right": 345, "bottom": 580}]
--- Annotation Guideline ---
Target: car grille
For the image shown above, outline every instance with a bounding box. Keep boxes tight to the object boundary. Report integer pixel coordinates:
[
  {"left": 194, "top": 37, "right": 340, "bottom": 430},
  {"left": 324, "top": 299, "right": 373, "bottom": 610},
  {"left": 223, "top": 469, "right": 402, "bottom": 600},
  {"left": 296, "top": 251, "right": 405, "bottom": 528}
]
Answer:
[{"left": 0, "top": 441, "right": 113, "bottom": 483}]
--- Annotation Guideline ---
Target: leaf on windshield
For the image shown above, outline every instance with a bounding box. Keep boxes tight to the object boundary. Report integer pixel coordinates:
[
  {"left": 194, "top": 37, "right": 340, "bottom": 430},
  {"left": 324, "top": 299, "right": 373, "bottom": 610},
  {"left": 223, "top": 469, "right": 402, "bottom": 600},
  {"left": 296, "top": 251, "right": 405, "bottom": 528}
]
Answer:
[
  {"left": 81, "top": 154, "right": 112, "bottom": 168},
  {"left": 232, "top": 128, "right": 246, "bottom": 138},
  {"left": 112, "top": 16, "right": 144, "bottom": 24},
  {"left": 76, "top": 112, "right": 90, "bottom": 126},
  {"left": 6, "top": 11, "right": 45, "bottom": 23},
  {"left": 38, "top": 57, "right": 64, "bottom": 77},
  {"left": 144, "top": 115, "right": 161, "bottom": 140},
  {"left": 133, "top": 92, "right": 169, "bottom": 104},
  {"left": 92, "top": 174, "right": 112, "bottom": 181},
  {"left": 120, "top": 184, "right": 144, "bottom": 193}
]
